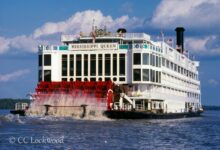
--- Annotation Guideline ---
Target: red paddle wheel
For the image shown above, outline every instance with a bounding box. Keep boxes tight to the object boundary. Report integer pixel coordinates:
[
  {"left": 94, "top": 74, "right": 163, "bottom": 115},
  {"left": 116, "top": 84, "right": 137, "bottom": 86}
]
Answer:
[{"left": 34, "top": 81, "right": 114, "bottom": 110}]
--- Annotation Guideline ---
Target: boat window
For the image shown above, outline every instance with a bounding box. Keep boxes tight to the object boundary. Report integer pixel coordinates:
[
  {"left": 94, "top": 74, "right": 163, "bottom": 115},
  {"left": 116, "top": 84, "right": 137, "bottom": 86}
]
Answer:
[
  {"left": 150, "top": 69, "right": 155, "bottom": 82},
  {"left": 133, "top": 53, "right": 141, "bottom": 65},
  {"left": 39, "top": 55, "right": 42, "bottom": 67},
  {"left": 166, "top": 60, "right": 170, "bottom": 68},
  {"left": 62, "top": 55, "right": 67, "bottom": 76},
  {"left": 90, "top": 54, "right": 96, "bottom": 76},
  {"left": 105, "top": 54, "right": 111, "bottom": 76},
  {"left": 156, "top": 71, "right": 159, "bottom": 82},
  {"left": 69, "top": 55, "right": 74, "bottom": 76},
  {"left": 105, "top": 77, "right": 111, "bottom": 81},
  {"left": 84, "top": 54, "right": 88, "bottom": 76},
  {"left": 44, "top": 54, "right": 51, "bottom": 66},
  {"left": 76, "top": 78, "right": 81, "bottom": 81},
  {"left": 156, "top": 56, "right": 159, "bottom": 67},
  {"left": 171, "top": 62, "right": 174, "bottom": 70},
  {"left": 119, "top": 54, "right": 125, "bottom": 75},
  {"left": 150, "top": 54, "right": 155, "bottom": 66},
  {"left": 119, "top": 77, "right": 125, "bottom": 81},
  {"left": 113, "top": 54, "right": 117, "bottom": 75},
  {"left": 38, "top": 70, "right": 42, "bottom": 82},
  {"left": 158, "top": 72, "right": 161, "bottom": 83},
  {"left": 143, "top": 69, "right": 149, "bottom": 81},
  {"left": 44, "top": 70, "right": 51, "bottom": 82},
  {"left": 76, "top": 55, "right": 81, "bottom": 76},
  {"left": 90, "top": 78, "right": 96, "bottom": 81},
  {"left": 98, "top": 54, "right": 102, "bottom": 76},
  {"left": 158, "top": 57, "right": 161, "bottom": 67},
  {"left": 133, "top": 69, "right": 141, "bottom": 81},
  {"left": 143, "top": 53, "right": 149, "bottom": 65},
  {"left": 62, "top": 78, "right": 67, "bottom": 81}
]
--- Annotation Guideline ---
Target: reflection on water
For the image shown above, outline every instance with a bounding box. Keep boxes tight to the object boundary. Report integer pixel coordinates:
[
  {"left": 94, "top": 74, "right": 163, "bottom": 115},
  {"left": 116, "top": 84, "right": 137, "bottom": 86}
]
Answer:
[{"left": 0, "top": 110, "right": 220, "bottom": 150}]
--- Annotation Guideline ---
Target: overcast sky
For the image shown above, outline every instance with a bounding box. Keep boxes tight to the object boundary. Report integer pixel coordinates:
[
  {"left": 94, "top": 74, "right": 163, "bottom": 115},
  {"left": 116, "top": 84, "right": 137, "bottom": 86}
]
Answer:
[{"left": 0, "top": 0, "right": 220, "bottom": 105}]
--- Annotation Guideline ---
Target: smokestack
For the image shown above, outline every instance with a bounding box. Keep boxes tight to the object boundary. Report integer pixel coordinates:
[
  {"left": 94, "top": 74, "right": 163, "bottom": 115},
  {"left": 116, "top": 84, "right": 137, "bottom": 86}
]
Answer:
[{"left": 175, "top": 27, "right": 185, "bottom": 53}]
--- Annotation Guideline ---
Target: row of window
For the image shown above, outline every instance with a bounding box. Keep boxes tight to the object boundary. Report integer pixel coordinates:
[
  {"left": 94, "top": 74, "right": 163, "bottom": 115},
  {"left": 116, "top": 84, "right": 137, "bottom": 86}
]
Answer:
[
  {"left": 161, "top": 86, "right": 200, "bottom": 99},
  {"left": 133, "top": 69, "right": 161, "bottom": 83},
  {"left": 162, "top": 58, "right": 198, "bottom": 80},
  {"left": 62, "top": 77, "right": 126, "bottom": 82},
  {"left": 62, "top": 53, "right": 126, "bottom": 77},
  {"left": 162, "top": 73, "right": 199, "bottom": 90},
  {"left": 133, "top": 53, "right": 161, "bottom": 67}
]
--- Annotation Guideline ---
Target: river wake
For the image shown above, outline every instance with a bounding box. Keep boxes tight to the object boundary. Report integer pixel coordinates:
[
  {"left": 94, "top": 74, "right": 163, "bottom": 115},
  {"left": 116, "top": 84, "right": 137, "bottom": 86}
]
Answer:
[{"left": 26, "top": 94, "right": 110, "bottom": 120}]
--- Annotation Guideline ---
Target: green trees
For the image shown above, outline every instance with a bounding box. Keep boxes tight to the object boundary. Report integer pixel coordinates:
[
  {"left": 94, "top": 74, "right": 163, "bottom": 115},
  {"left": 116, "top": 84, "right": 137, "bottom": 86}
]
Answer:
[{"left": 0, "top": 99, "right": 30, "bottom": 109}]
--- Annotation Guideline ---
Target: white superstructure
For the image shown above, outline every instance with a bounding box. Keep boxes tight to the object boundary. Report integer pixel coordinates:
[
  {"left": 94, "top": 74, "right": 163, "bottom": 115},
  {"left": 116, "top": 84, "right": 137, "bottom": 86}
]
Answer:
[{"left": 38, "top": 27, "right": 202, "bottom": 113}]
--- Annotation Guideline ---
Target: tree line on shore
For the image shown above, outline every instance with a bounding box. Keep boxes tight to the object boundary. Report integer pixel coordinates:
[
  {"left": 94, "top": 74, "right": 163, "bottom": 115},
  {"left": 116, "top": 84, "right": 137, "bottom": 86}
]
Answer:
[{"left": 0, "top": 99, "right": 30, "bottom": 109}]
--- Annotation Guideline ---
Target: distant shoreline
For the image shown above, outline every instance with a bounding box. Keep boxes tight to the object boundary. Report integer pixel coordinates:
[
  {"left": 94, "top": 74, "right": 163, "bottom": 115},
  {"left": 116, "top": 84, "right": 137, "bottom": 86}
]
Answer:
[{"left": 0, "top": 98, "right": 30, "bottom": 109}]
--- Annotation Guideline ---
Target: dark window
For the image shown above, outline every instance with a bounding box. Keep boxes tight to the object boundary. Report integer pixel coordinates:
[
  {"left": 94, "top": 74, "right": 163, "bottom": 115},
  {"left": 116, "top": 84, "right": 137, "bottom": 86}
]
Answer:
[
  {"left": 76, "top": 78, "right": 81, "bottom": 81},
  {"left": 38, "top": 70, "right": 42, "bottom": 82},
  {"left": 62, "top": 78, "right": 67, "bottom": 81},
  {"left": 113, "top": 77, "right": 117, "bottom": 81},
  {"left": 84, "top": 78, "right": 88, "bottom": 81},
  {"left": 133, "top": 53, "right": 141, "bottom": 65},
  {"left": 90, "top": 54, "right": 96, "bottom": 76},
  {"left": 150, "top": 54, "right": 155, "bottom": 66},
  {"left": 171, "top": 62, "right": 174, "bottom": 70},
  {"left": 69, "top": 55, "right": 74, "bottom": 76},
  {"left": 150, "top": 70, "right": 155, "bottom": 82},
  {"left": 174, "top": 64, "right": 177, "bottom": 71},
  {"left": 105, "top": 54, "right": 111, "bottom": 76},
  {"left": 133, "top": 69, "right": 141, "bottom": 81},
  {"left": 44, "top": 70, "right": 51, "bottom": 82},
  {"left": 105, "top": 77, "right": 111, "bottom": 81},
  {"left": 162, "top": 58, "right": 165, "bottom": 66},
  {"left": 98, "top": 54, "right": 102, "bottom": 76},
  {"left": 76, "top": 55, "right": 81, "bottom": 76},
  {"left": 143, "top": 53, "right": 149, "bottom": 65},
  {"left": 119, "top": 77, "right": 125, "bottom": 81},
  {"left": 39, "top": 55, "right": 42, "bottom": 67},
  {"left": 158, "top": 57, "right": 161, "bottom": 67},
  {"left": 62, "top": 55, "right": 67, "bottom": 76},
  {"left": 156, "top": 71, "right": 159, "bottom": 82},
  {"left": 44, "top": 54, "right": 51, "bottom": 66},
  {"left": 156, "top": 56, "right": 158, "bottom": 67},
  {"left": 119, "top": 54, "right": 125, "bottom": 75},
  {"left": 90, "top": 78, "right": 96, "bottom": 81},
  {"left": 143, "top": 69, "right": 149, "bottom": 81},
  {"left": 70, "top": 78, "right": 73, "bottom": 82},
  {"left": 84, "top": 55, "right": 88, "bottom": 76},
  {"left": 166, "top": 60, "right": 170, "bottom": 68},
  {"left": 113, "top": 54, "right": 117, "bottom": 75}
]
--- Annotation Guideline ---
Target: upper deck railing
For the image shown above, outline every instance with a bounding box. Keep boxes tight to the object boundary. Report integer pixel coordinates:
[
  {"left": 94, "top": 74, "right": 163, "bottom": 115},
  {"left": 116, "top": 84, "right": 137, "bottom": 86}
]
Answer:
[{"left": 61, "top": 33, "right": 151, "bottom": 42}]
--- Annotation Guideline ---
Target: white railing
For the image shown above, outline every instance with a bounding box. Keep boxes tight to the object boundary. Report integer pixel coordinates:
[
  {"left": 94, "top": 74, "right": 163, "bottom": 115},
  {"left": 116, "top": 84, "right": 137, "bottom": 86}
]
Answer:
[
  {"left": 61, "top": 35, "right": 79, "bottom": 42},
  {"left": 124, "top": 33, "right": 150, "bottom": 40},
  {"left": 61, "top": 33, "right": 151, "bottom": 42}
]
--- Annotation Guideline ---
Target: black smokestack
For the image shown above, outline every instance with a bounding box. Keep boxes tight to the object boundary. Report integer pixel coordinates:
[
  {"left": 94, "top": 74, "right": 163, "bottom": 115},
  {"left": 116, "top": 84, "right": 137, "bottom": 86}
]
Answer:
[{"left": 175, "top": 27, "right": 185, "bottom": 53}]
